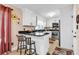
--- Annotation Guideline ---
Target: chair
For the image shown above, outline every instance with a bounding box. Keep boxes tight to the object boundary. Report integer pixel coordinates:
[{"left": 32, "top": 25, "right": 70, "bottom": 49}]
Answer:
[
  {"left": 16, "top": 35, "right": 27, "bottom": 55},
  {"left": 25, "top": 37, "right": 37, "bottom": 55}
]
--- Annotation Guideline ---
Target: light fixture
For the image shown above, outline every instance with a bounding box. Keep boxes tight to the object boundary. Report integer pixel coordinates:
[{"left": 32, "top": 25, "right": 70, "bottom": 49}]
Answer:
[
  {"left": 47, "top": 12, "right": 56, "bottom": 17},
  {"left": 11, "top": 10, "right": 20, "bottom": 20},
  {"left": 11, "top": 10, "right": 20, "bottom": 24}
]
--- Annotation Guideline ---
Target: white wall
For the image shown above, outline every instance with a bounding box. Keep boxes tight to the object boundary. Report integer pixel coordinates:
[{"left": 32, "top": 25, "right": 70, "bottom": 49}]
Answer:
[
  {"left": 60, "top": 6, "right": 73, "bottom": 49},
  {"left": 47, "top": 5, "right": 73, "bottom": 49}
]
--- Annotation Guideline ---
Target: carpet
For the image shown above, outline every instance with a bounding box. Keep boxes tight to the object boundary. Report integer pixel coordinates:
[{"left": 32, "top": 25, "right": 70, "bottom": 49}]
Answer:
[{"left": 52, "top": 47, "right": 74, "bottom": 55}]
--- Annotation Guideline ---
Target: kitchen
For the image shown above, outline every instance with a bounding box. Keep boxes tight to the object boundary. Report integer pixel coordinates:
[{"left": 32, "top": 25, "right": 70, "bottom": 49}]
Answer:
[{"left": 0, "top": 4, "right": 73, "bottom": 55}]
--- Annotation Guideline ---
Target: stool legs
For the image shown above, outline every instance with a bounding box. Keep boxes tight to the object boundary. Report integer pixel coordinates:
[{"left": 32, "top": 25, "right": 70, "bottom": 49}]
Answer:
[
  {"left": 20, "top": 41, "right": 22, "bottom": 55},
  {"left": 24, "top": 37, "right": 37, "bottom": 55},
  {"left": 34, "top": 43, "right": 37, "bottom": 55},
  {"left": 17, "top": 41, "right": 19, "bottom": 52},
  {"left": 24, "top": 41, "right": 27, "bottom": 55},
  {"left": 29, "top": 44, "right": 32, "bottom": 55}
]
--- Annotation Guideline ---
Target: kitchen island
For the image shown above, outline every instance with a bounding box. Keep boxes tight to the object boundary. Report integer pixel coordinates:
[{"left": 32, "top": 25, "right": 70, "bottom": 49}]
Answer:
[{"left": 19, "top": 31, "right": 51, "bottom": 55}]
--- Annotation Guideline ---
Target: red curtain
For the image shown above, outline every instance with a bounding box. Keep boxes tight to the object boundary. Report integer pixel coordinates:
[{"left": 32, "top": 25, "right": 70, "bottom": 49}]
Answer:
[
  {"left": 0, "top": 5, "right": 12, "bottom": 54},
  {"left": 0, "top": 5, "right": 5, "bottom": 54}
]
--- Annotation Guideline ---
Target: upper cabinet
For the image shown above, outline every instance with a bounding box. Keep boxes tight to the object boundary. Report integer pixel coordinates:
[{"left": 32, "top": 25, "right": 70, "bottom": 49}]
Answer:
[
  {"left": 22, "top": 8, "right": 46, "bottom": 27},
  {"left": 22, "top": 8, "right": 36, "bottom": 26},
  {"left": 37, "top": 16, "right": 46, "bottom": 27}
]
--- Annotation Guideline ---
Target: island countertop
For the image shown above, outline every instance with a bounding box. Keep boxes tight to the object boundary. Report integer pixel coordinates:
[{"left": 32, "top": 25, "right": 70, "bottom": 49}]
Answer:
[{"left": 18, "top": 31, "right": 49, "bottom": 37}]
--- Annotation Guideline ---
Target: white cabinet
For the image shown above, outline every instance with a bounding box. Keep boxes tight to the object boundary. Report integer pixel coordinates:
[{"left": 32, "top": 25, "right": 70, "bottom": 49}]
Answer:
[
  {"left": 22, "top": 8, "right": 46, "bottom": 27},
  {"left": 22, "top": 8, "right": 36, "bottom": 26},
  {"left": 37, "top": 16, "right": 46, "bottom": 27}
]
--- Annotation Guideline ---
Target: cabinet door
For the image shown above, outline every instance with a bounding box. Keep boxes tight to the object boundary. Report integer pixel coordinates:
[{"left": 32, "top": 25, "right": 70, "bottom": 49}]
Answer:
[
  {"left": 22, "top": 9, "right": 30, "bottom": 25},
  {"left": 37, "top": 16, "right": 46, "bottom": 27},
  {"left": 31, "top": 13, "right": 36, "bottom": 26},
  {"left": 22, "top": 9, "right": 36, "bottom": 26}
]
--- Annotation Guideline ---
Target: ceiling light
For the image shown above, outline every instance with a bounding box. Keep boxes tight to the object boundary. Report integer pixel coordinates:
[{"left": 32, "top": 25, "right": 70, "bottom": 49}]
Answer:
[{"left": 47, "top": 12, "right": 56, "bottom": 17}]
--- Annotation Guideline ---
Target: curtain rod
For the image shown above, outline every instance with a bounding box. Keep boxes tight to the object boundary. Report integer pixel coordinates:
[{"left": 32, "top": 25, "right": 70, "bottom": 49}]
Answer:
[{"left": 0, "top": 4, "right": 13, "bottom": 10}]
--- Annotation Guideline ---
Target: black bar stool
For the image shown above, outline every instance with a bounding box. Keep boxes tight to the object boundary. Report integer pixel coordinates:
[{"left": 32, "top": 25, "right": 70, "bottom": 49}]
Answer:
[
  {"left": 16, "top": 35, "right": 27, "bottom": 55},
  {"left": 25, "top": 37, "right": 37, "bottom": 55}
]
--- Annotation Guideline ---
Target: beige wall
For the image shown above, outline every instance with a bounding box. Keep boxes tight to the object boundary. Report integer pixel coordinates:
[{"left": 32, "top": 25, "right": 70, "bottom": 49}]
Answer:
[
  {"left": 4, "top": 4, "right": 23, "bottom": 51},
  {"left": 73, "top": 4, "right": 79, "bottom": 55},
  {"left": 76, "top": 5, "right": 79, "bottom": 55}
]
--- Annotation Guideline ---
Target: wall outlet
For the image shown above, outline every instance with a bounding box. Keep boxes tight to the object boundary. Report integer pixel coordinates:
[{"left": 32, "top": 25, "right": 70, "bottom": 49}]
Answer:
[{"left": 11, "top": 42, "right": 14, "bottom": 46}]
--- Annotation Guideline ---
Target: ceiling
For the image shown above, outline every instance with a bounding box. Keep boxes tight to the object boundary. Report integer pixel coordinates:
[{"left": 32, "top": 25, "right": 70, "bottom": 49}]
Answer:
[{"left": 12, "top": 4, "right": 72, "bottom": 19}]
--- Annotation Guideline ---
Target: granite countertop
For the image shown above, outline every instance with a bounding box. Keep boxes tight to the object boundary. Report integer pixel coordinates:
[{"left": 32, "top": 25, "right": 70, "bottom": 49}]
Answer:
[
  {"left": 19, "top": 31, "right": 49, "bottom": 37},
  {"left": 19, "top": 29, "right": 59, "bottom": 34},
  {"left": 27, "top": 32, "right": 49, "bottom": 37}
]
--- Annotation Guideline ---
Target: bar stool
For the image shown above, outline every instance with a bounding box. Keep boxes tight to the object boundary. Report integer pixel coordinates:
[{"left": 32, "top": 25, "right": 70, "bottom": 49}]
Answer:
[
  {"left": 16, "top": 35, "right": 27, "bottom": 55},
  {"left": 25, "top": 37, "right": 37, "bottom": 55}
]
